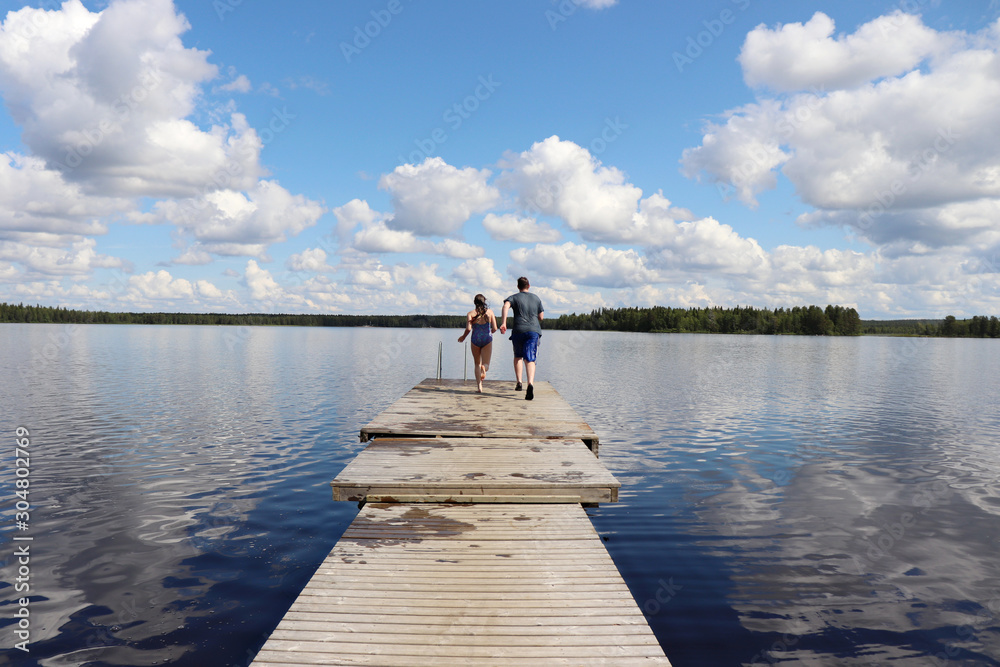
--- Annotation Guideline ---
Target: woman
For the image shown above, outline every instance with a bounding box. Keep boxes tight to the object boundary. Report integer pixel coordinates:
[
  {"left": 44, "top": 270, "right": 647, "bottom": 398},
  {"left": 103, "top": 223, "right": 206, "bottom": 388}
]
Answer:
[{"left": 457, "top": 294, "right": 498, "bottom": 393}]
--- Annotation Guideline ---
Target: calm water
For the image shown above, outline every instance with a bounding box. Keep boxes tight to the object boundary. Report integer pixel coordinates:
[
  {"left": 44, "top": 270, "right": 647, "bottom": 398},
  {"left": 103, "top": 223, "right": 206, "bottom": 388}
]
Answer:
[{"left": 1, "top": 323, "right": 999, "bottom": 666}]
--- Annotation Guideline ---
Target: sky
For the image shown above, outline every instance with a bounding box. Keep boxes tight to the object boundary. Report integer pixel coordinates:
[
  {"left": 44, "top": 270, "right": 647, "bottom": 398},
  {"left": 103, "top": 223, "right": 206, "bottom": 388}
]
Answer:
[{"left": 1, "top": 0, "right": 999, "bottom": 318}]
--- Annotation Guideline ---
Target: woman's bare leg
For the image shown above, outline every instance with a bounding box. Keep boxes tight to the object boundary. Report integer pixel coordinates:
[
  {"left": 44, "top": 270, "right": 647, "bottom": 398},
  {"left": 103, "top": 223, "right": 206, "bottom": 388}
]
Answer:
[
  {"left": 471, "top": 344, "right": 484, "bottom": 392},
  {"left": 480, "top": 342, "right": 492, "bottom": 385}
]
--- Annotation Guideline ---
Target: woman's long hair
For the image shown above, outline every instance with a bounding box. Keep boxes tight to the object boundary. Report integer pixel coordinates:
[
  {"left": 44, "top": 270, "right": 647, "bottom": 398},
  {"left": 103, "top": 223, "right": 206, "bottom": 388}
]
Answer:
[{"left": 473, "top": 294, "right": 488, "bottom": 320}]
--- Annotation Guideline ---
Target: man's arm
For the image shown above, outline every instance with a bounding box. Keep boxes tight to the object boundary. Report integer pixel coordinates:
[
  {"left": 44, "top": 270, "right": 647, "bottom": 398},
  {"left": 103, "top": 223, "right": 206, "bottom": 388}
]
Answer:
[{"left": 499, "top": 300, "right": 511, "bottom": 334}]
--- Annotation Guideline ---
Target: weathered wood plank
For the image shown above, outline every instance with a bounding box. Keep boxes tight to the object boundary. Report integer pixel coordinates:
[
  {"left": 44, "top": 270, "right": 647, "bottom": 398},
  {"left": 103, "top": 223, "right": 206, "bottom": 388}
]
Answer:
[
  {"left": 359, "top": 379, "right": 600, "bottom": 455},
  {"left": 332, "top": 437, "right": 618, "bottom": 503},
  {"left": 250, "top": 503, "right": 670, "bottom": 666}
]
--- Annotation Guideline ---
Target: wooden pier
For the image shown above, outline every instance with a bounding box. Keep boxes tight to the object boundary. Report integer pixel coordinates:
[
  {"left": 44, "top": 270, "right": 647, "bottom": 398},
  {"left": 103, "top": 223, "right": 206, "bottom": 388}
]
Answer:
[{"left": 251, "top": 378, "right": 671, "bottom": 666}]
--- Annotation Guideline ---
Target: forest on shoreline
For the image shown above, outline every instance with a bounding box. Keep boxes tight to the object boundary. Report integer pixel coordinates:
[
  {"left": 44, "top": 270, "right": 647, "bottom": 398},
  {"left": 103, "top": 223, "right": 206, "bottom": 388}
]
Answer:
[{"left": 1, "top": 301, "right": 998, "bottom": 338}]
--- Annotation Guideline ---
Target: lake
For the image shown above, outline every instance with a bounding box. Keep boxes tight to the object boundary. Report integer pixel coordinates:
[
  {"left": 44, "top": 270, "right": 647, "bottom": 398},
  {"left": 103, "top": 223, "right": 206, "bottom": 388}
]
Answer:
[{"left": 1, "top": 323, "right": 999, "bottom": 666}]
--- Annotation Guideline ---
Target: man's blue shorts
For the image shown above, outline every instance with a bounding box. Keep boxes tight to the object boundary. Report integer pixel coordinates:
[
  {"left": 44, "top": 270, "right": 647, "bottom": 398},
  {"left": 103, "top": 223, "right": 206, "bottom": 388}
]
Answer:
[{"left": 510, "top": 331, "right": 541, "bottom": 362}]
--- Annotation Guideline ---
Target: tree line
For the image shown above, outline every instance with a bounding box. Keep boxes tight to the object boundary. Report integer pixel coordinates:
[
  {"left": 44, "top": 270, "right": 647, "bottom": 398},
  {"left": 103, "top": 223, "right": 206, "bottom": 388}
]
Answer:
[
  {"left": 548, "top": 305, "right": 863, "bottom": 335},
  {"left": 0, "top": 302, "right": 464, "bottom": 328},
  {"left": 1, "top": 301, "right": 997, "bottom": 337}
]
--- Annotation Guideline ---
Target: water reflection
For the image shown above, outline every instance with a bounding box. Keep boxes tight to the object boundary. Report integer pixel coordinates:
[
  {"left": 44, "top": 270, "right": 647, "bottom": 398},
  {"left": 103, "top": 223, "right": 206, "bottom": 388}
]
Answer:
[
  {"left": 553, "top": 332, "right": 1000, "bottom": 667},
  {"left": 1, "top": 326, "right": 999, "bottom": 666}
]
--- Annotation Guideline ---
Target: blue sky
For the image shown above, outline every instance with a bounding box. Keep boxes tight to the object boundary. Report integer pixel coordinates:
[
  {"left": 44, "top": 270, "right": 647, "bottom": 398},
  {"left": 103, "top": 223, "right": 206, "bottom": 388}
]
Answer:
[{"left": 2, "top": 0, "right": 999, "bottom": 317}]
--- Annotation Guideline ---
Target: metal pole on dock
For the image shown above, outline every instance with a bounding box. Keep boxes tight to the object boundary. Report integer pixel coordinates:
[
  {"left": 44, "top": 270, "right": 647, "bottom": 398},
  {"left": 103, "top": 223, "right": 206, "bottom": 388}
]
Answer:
[{"left": 436, "top": 341, "right": 442, "bottom": 379}]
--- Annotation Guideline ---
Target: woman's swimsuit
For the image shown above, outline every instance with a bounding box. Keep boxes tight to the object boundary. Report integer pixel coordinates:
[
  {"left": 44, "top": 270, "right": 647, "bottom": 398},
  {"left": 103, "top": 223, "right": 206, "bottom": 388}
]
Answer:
[{"left": 470, "top": 321, "right": 493, "bottom": 347}]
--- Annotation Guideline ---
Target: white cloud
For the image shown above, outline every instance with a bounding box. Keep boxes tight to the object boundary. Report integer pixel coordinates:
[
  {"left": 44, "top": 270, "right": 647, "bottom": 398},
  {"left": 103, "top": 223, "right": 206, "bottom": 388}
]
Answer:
[
  {"left": 683, "top": 14, "right": 1000, "bottom": 250},
  {"left": 219, "top": 74, "right": 252, "bottom": 93},
  {"left": 379, "top": 157, "right": 499, "bottom": 236},
  {"left": 0, "top": 152, "right": 129, "bottom": 242},
  {"left": 353, "top": 219, "right": 484, "bottom": 259},
  {"left": 0, "top": 0, "right": 263, "bottom": 198},
  {"left": 243, "top": 259, "right": 308, "bottom": 310},
  {"left": 155, "top": 180, "right": 325, "bottom": 259},
  {"left": 451, "top": 257, "right": 505, "bottom": 290},
  {"left": 510, "top": 242, "right": 658, "bottom": 288},
  {"left": 680, "top": 101, "right": 791, "bottom": 208},
  {"left": 482, "top": 213, "right": 561, "bottom": 243},
  {"left": 333, "top": 198, "right": 380, "bottom": 238},
  {"left": 0, "top": 237, "right": 126, "bottom": 277},
  {"left": 643, "top": 214, "right": 770, "bottom": 276},
  {"left": 119, "top": 269, "right": 235, "bottom": 307},
  {"left": 287, "top": 247, "right": 334, "bottom": 272},
  {"left": 497, "top": 135, "right": 642, "bottom": 243},
  {"left": 391, "top": 263, "right": 453, "bottom": 292},
  {"left": 171, "top": 247, "right": 213, "bottom": 265},
  {"left": 739, "top": 12, "right": 948, "bottom": 92},
  {"left": 127, "top": 269, "right": 194, "bottom": 299}
]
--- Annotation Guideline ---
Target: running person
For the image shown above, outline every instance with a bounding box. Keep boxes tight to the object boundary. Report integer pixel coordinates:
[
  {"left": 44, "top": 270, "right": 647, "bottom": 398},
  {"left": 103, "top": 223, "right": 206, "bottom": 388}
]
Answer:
[
  {"left": 499, "top": 276, "right": 543, "bottom": 400},
  {"left": 458, "top": 294, "right": 498, "bottom": 393}
]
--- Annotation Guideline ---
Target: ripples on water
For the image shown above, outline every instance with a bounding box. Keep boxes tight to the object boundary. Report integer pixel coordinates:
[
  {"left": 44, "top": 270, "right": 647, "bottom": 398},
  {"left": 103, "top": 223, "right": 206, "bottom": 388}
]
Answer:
[{"left": 2, "top": 325, "right": 999, "bottom": 666}]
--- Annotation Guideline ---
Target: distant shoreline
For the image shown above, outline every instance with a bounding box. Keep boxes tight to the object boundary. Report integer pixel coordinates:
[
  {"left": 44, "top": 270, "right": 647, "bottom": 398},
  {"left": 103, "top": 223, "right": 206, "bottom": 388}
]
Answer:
[{"left": 2, "top": 302, "right": 997, "bottom": 338}]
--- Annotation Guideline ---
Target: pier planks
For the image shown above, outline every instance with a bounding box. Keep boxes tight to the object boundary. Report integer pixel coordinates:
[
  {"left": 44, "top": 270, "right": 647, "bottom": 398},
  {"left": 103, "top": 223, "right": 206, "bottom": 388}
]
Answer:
[
  {"left": 331, "top": 436, "right": 619, "bottom": 504},
  {"left": 360, "top": 379, "right": 600, "bottom": 455},
  {"left": 250, "top": 503, "right": 671, "bottom": 666},
  {"left": 250, "top": 379, "right": 672, "bottom": 666}
]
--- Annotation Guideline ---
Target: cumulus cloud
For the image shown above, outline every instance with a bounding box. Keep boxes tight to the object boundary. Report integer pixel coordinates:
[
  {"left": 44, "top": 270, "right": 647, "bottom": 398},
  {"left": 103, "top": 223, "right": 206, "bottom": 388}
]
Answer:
[
  {"left": 0, "top": 0, "right": 264, "bottom": 198},
  {"left": 497, "top": 136, "right": 642, "bottom": 243},
  {"left": 451, "top": 257, "right": 505, "bottom": 290},
  {"left": 287, "top": 247, "right": 334, "bottom": 272},
  {"left": 652, "top": 222, "right": 768, "bottom": 275},
  {"left": 155, "top": 180, "right": 326, "bottom": 259},
  {"left": 391, "top": 262, "right": 453, "bottom": 292},
  {"left": 121, "top": 268, "right": 234, "bottom": 307},
  {"left": 379, "top": 157, "right": 499, "bottom": 236},
  {"left": 333, "top": 198, "right": 380, "bottom": 238},
  {"left": 482, "top": 213, "right": 561, "bottom": 243},
  {"left": 0, "top": 152, "right": 129, "bottom": 242},
  {"left": 243, "top": 259, "right": 308, "bottom": 309},
  {"left": 510, "top": 242, "right": 659, "bottom": 288},
  {"left": 353, "top": 219, "right": 484, "bottom": 259},
  {"left": 683, "top": 13, "right": 1000, "bottom": 252},
  {"left": 739, "top": 12, "right": 948, "bottom": 92},
  {"left": 219, "top": 74, "right": 252, "bottom": 93},
  {"left": 0, "top": 238, "right": 127, "bottom": 278}
]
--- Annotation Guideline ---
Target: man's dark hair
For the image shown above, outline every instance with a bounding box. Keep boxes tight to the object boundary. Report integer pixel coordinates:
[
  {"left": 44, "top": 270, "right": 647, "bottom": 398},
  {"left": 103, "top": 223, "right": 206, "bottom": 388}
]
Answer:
[{"left": 517, "top": 276, "right": 530, "bottom": 290}]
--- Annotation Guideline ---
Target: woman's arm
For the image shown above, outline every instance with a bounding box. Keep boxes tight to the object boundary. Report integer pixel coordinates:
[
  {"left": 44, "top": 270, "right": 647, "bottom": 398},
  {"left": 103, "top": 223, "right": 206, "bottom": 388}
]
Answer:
[{"left": 457, "top": 311, "right": 474, "bottom": 342}]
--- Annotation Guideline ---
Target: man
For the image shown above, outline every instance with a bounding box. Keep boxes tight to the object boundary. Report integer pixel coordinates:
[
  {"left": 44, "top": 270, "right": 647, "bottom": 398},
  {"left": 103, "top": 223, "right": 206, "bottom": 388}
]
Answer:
[{"left": 499, "top": 276, "right": 544, "bottom": 400}]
